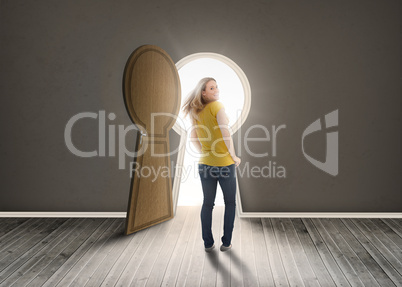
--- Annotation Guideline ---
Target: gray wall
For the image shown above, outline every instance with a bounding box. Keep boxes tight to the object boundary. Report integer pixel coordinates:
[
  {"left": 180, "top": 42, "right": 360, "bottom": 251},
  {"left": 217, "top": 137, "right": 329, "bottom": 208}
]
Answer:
[{"left": 1, "top": 0, "right": 400, "bottom": 212}]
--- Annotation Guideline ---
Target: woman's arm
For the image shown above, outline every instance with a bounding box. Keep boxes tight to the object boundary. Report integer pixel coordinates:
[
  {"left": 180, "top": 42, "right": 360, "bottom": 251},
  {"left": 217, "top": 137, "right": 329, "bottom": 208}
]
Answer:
[
  {"left": 217, "top": 108, "right": 241, "bottom": 166},
  {"left": 189, "top": 125, "right": 202, "bottom": 153}
]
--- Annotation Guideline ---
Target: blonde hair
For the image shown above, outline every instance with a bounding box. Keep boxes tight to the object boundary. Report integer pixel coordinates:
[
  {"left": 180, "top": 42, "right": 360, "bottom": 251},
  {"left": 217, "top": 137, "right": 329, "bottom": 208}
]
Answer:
[{"left": 182, "top": 77, "right": 216, "bottom": 124}]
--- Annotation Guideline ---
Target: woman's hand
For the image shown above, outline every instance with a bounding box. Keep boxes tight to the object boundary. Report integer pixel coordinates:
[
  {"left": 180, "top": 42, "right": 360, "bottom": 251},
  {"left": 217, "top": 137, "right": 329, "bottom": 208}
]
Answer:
[{"left": 232, "top": 156, "right": 241, "bottom": 167}]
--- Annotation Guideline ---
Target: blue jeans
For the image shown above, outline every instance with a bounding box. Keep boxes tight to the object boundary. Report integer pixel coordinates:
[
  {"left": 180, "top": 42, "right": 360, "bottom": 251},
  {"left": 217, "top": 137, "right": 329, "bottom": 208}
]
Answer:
[{"left": 198, "top": 163, "right": 237, "bottom": 248}]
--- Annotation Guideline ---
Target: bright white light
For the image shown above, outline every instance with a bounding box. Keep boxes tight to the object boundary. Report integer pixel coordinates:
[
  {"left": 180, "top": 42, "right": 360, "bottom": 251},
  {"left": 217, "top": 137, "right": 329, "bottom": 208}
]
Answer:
[
  {"left": 176, "top": 56, "right": 246, "bottom": 206},
  {"left": 177, "top": 58, "right": 245, "bottom": 132}
]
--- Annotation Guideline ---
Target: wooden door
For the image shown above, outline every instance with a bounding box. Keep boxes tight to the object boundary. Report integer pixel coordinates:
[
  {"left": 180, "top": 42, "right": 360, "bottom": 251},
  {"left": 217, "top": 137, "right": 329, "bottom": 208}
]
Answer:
[{"left": 123, "top": 45, "right": 181, "bottom": 235}]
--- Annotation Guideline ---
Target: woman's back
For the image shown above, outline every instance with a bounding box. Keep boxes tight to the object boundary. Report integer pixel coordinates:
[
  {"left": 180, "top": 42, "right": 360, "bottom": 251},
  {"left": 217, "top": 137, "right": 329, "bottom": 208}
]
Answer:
[{"left": 195, "top": 101, "right": 235, "bottom": 167}]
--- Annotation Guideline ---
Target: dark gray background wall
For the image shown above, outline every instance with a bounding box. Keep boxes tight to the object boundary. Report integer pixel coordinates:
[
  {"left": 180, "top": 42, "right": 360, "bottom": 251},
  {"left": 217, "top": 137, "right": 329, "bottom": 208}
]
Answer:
[{"left": 1, "top": 0, "right": 400, "bottom": 212}]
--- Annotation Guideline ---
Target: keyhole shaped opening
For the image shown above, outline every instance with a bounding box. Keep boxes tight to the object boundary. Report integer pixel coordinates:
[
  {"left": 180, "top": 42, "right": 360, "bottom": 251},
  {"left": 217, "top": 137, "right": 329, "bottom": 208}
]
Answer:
[{"left": 172, "top": 53, "right": 251, "bottom": 211}]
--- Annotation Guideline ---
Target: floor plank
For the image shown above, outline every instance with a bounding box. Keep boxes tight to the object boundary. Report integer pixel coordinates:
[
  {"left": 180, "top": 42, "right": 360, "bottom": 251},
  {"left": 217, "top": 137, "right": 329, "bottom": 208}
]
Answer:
[
  {"left": 216, "top": 205, "right": 231, "bottom": 287},
  {"left": 319, "top": 218, "right": 380, "bottom": 286},
  {"left": 68, "top": 219, "right": 124, "bottom": 286},
  {"left": 302, "top": 218, "right": 351, "bottom": 287},
  {"left": 98, "top": 224, "right": 149, "bottom": 287},
  {"left": 52, "top": 219, "right": 121, "bottom": 286},
  {"left": 330, "top": 219, "right": 394, "bottom": 287},
  {"left": 261, "top": 218, "right": 290, "bottom": 287},
  {"left": 239, "top": 217, "right": 259, "bottom": 287},
  {"left": 29, "top": 218, "right": 106, "bottom": 287},
  {"left": 358, "top": 219, "right": 402, "bottom": 262},
  {"left": 0, "top": 218, "right": 30, "bottom": 238},
  {"left": 176, "top": 206, "right": 205, "bottom": 286},
  {"left": 291, "top": 219, "right": 336, "bottom": 286},
  {"left": 112, "top": 220, "right": 163, "bottom": 286},
  {"left": 160, "top": 206, "right": 197, "bottom": 286},
  {"left": 272, "top": 218, "right": 305, "bottom": 286},
  {"left": 83, "top": 220, "right": 136, "bottom": 287},
  {"left": 281, "top": 218, "right": 321, "bottom": 287},
  {"left": 5, "top": 218, "right": 85, "bottom": 287},
  {"left": 371, "top": 219, "right": 402, "bottom": 248},
  {"left": 201, "top": 205, "right": 224, "bottom": 287},
  {"left": 249, "top": 218, "right": 275, "bottom": 287},
  {"left": 341, "top": 219, "right": 402, "bottom": 287},
  {"left": 229, "top": 212, "right": 244, "bottom": 287},
  {"left": 0, "top": 218, "right": 49, "bottom": 261},
  {"left": 0, "top": 218, "right": 69, "bottom": 283},
  {"left": 128, "top": 213, "right": 177, "bottom": 287},
  {"left": 311, "top": 218, "right": 365, "bottom": 287},
  {"left": 40, "top": 218, "right": 110, "bottom": 287},
  {"left": 145, "top": 206, "right": 190, "bottom": 286},
  {"left": 382, "top": 219, "right": 402, "bottom": 238},
  {"left": 351, "top": 219, "right": 402, "bottom": 274}
]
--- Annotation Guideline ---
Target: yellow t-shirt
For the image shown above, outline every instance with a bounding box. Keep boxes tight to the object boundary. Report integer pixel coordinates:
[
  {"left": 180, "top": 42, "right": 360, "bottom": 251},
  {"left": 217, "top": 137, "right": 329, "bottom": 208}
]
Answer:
[{"left": 195, "top": 101, "right": 235, "bottom": 166}]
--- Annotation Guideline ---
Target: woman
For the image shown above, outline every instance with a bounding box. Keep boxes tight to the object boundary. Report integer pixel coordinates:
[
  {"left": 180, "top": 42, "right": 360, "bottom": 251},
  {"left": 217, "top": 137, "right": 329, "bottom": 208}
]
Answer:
[{"left": 182, "top": 77, "right": 241, "bottom": 252}]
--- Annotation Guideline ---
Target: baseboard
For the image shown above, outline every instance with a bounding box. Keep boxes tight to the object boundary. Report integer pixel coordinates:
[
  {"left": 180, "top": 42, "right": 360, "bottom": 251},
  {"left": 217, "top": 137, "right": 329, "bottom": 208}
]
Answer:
[
  {"left": 237, "top": 212, "right": 402, "bottom": 218},
  {"left": 0, "top": 212, "right": 127, "bottom": 218},
  {"left": 0, "top": 211, "right": 401, "bottom": 218}
]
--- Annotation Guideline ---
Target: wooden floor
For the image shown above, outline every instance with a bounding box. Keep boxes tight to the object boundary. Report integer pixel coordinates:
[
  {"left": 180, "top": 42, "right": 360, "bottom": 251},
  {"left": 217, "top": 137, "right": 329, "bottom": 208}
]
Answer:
[{"left": 0, "top": 206, "right": 401, "bottom": 287}]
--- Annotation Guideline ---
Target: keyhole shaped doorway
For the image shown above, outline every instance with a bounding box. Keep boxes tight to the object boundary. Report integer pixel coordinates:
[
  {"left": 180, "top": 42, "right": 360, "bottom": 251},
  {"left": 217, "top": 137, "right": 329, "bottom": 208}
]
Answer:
[{"left": 172, "top": 53, "right": 251, "bottom": 213}]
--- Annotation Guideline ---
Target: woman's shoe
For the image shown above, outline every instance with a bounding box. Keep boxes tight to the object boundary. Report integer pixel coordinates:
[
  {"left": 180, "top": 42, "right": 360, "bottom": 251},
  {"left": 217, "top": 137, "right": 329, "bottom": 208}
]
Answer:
[
  {"left": 220, "top": 244, "right": 232, "bottom": 252},
  {"left": 205, "top": 244, "right": 215, "bottom": 252}
]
